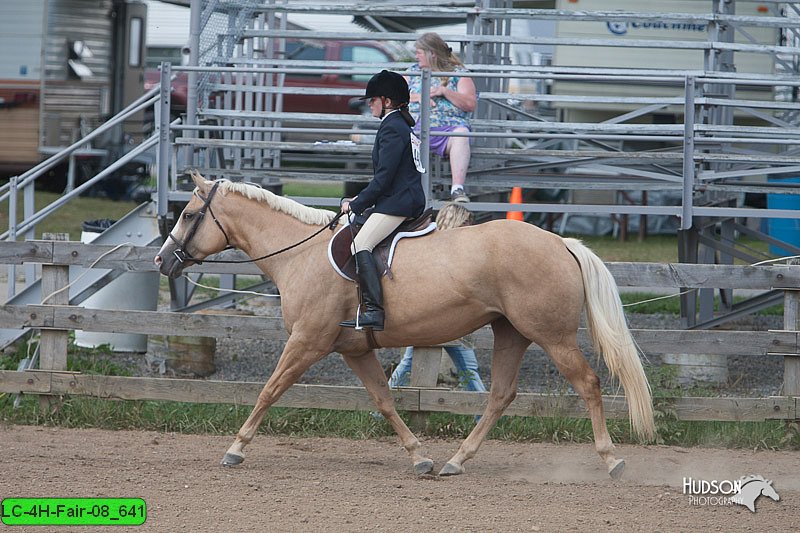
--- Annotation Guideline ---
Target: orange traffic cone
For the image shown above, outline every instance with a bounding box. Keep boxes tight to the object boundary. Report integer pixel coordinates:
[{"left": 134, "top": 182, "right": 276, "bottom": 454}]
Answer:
[{"left": 506, "top": 187, "right": 524, "bottom": 221}]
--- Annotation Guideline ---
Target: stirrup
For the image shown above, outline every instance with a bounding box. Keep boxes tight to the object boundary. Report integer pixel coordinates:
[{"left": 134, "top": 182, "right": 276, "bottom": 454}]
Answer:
[
  {"left": 339, "top": 305, "right": 384, "bottom": 331},
  {"left": 340, "top": 304, "right": 364, "bottom": 330}
]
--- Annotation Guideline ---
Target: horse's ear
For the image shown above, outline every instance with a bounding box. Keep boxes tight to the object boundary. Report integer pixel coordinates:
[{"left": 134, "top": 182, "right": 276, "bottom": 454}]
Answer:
[{"left": 189, "top": 169, "right": 211, "bottom": 192}]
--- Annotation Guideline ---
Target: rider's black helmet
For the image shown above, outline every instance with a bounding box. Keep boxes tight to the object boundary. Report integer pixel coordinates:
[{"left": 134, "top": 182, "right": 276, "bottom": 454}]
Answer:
[{"left": 361, "top": 70, "right": 409, "bottom": 104}]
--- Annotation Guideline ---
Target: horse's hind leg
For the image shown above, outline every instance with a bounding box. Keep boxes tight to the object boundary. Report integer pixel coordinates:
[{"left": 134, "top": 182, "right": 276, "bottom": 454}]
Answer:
[
  {"left": 342, "top": 351, "right": 434, "bottom": 475},
  {"left": 440, "top": 318, "right": 529, "bottom": 476},
  {"left": 544, "top": 339, "right": 624, "bottom": 480}
]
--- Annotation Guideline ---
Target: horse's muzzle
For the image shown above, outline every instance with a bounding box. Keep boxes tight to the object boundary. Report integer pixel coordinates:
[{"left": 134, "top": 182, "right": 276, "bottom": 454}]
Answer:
[{"left": 154, "top": 252, "right": 186, "bottom": 279}]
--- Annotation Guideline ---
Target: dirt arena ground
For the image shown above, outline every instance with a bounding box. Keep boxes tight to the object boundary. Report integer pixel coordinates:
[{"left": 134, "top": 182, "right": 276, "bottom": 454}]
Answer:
[{"left": 1, "top": 425, "right": 797, "bottom": 532}]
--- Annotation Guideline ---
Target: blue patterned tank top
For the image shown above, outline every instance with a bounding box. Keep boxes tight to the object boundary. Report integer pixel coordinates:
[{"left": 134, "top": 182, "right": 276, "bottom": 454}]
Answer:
[{"left": 406, "top": 63, "right": 472, "bottom": 128}]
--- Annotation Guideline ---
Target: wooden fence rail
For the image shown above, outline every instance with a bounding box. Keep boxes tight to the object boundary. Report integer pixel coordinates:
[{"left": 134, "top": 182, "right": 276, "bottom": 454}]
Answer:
[
  {"left": 0, "top": 304, "right": 797, "bottom": 356},
  {"left": 5, "top": 241, "right": 800, "bottom": 287},
  {"left": 1, "top": 240, "right": 799, "bottom": 423},
  {"left": 0, "top": 371, "right": 795, "bottom": 422}
]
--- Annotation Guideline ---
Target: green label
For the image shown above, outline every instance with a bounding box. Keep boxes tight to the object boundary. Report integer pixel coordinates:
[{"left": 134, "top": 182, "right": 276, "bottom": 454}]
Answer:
[{"left": 1, "top": 498, "right": 146, "bottom": 526}]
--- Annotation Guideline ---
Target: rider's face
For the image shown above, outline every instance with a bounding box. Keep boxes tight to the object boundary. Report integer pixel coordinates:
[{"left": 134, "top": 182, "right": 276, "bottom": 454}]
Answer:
[{"left": 369, "top": 96, "right": 386, "bottom": 118}]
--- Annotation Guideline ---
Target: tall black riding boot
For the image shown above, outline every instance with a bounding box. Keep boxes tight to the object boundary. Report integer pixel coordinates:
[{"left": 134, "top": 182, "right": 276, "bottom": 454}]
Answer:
[{"left": 340, "top": 250, "right": 385, "bottom": 331}]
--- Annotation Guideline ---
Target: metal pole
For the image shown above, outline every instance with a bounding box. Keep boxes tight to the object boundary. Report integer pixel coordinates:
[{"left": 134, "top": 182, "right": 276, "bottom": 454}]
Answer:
[
  {"left": 6, "top": 176, "right": 17, "bottom": 299},
  {"left": 187, "top": 0, "right": 202, "bottom": 145},
  {"left": 65, "top": 153, "right": 76, "bottom": 192},
  {"left": 419, "top": 68, "right": 432, "bottom": 204},
  {"left": 682, "top": 76, "right": 696, "bottom": 230},
  {"left": 23, "top": 182, "right": 36, "bottom": 285},
  {"left": 157, "top": 62, "right": 173, "bottom": 219}
]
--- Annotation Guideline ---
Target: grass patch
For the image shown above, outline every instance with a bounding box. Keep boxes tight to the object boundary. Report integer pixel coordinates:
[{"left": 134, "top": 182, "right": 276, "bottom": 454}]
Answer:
[
  {"left": 1, "top": 395, "right": 797, "bottom": 450},
  {"left": 620, "top": 292, "right": 784, "bottom": 316},
  {"left": 0, "top": 333, "right": 136, "bottom": 376},
  {"left": 1, "top": 340, "right": 796, "bottom": 450},
  {"left": 1, "top": 191, "right": 137, "bottom": 241},
  {"left": 577, "top": 234, "right": 680, "bottom": 262},
  {"left": 282, "top": 180, "right": 343, "bottom": 198},
  {"left": 576, "top": 234, "right": 771, "bottom": 264}
]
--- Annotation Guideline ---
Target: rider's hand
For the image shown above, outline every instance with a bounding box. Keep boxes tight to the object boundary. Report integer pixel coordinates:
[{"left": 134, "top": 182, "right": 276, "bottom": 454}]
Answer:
[{"left": 341, "top": 200, "right": 351, "bottom": 214}]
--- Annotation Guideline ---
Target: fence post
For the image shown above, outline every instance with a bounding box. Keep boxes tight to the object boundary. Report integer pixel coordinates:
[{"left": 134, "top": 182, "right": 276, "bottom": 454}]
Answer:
[
  {"left": 39, "top": 257, "right": 70, "bottom": 411},
  {"left": 408, "top": 346, "right": 443, "bottom": 432},
  {"left": 784, "top": 260, "right": 800, "bottom": 397}
]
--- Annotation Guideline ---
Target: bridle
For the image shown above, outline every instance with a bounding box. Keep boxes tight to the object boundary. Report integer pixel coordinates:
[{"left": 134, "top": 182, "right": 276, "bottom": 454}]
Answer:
[
  {"left": 168, "top": 181, "right": 231, "bottom": 265},
  {"left": 167, "top": 181, "right": 343, "bottom": 266}
]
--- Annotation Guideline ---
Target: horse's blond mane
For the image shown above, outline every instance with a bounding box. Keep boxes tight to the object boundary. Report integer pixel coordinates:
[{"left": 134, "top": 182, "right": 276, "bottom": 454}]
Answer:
[{"left": 212, "top": 179, "right": 336, "bottom": 226}]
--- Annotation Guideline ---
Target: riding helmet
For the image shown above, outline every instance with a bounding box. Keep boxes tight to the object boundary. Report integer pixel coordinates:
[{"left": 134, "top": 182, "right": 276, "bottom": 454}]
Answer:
[{"left": 361, "top": 70, "right": 409, "bottom": 104}]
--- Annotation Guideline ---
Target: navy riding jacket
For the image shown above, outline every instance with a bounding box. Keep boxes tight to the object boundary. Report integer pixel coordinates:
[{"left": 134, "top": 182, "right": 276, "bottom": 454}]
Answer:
[{"left": 347, "top": 110, "right": 425, "bottom": 218}]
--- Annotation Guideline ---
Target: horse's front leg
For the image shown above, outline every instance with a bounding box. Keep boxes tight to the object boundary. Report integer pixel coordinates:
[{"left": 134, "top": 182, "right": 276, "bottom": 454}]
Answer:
[
  {"left": 222, "top": 336, "right": 327, "bottom": 467},
  {"left": 342, "top": 351, "right": 434, "bottom": 476}
]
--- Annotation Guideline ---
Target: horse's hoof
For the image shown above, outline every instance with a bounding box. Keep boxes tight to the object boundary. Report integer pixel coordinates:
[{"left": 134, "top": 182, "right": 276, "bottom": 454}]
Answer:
[
  {"left": 438, "top": 462, "right": 464, "bottom": 476},
  {"left": 414, "top": 459, "right": 434, "bottom": 476},
  {"left": 608, "top": 459, "right": 625, "bottom": 480},
  {"left": 220, "top": 453, "right": 244, "bottom": 467}
]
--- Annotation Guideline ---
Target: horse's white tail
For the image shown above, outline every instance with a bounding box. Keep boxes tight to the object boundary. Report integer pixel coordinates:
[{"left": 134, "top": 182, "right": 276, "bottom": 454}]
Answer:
[{"left": 563, "top": 237, "right": 656, "bottom": 441}]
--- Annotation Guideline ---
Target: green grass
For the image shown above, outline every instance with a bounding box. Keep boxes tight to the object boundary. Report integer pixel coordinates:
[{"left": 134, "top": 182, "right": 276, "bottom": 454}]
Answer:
[
  {"left": 282, "top": 179, "right": 343, "bottom": 198},
  {"left": 1, "top": 341, "right": 797, "bottom": 450},
  {"left": 1, "top": 333, "right": 135, "bottom": 376},
  {"left": 1, "top": 395, "right": 796, "bottom": 450},
  {"left": 620, "top": 291, "right": 784, "bottom": 316},
  {"left": 575, "top": 234, "right": 770, "bottom": 264},
  {"left": 577, "top": 234, "right": 681, "bottom": 262},
  {"left": 1, "top": 191, "right": 137, "bottom": 241}
]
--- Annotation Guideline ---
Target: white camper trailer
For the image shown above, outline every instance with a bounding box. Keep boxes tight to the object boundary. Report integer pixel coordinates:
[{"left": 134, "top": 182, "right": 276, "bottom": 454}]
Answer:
[
  {"left": 551, "top": 0, "right": 780, "bottom": 122},
  {"left": 0, "top": 0, "right": 147, "bottom": 182}
]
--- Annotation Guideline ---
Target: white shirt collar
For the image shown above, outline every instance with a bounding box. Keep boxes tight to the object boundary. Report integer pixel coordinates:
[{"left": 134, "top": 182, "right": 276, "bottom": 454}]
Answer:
[{"left": 381, "top": 109, "right": 399, "bottom": 121}]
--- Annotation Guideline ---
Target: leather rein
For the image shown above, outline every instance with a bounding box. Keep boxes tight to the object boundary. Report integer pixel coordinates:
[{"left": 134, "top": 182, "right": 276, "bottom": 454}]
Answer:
[{"left": 168, "top": 181, "right": 343, "bottom": 266}]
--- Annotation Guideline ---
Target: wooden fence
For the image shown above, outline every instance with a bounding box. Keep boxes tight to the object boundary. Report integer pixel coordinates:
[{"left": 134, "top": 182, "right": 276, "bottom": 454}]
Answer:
[{"left": 1, "top": 240, "right": 798, "bottom": 423}]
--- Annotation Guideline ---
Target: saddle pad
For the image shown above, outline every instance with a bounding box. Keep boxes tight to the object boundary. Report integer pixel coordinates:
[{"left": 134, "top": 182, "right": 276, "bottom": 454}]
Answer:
[{"left": 328, "top": 221, "right": 437, "bottom": 282}]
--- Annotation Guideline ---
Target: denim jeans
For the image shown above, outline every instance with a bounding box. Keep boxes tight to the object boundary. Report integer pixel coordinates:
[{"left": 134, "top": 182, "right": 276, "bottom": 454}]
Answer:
[{"left": 388, "top": 345, "right": 487, "bottom": 392}]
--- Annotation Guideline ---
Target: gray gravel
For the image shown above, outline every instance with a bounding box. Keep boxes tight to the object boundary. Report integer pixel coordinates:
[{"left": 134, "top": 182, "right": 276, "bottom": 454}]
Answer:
[{"left": 136, "top": 308, "right": 785, "bottom": 398}]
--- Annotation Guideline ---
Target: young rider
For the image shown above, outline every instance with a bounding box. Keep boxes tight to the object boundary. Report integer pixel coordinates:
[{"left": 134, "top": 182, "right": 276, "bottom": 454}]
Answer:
[{"left": 339, "top": 70, "right": 426, "bottom": 331}]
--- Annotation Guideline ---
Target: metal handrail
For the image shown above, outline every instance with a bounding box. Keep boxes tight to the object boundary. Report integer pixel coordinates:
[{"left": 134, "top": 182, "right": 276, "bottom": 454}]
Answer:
[
  {"left": 1, "top": 88, "right": 160, "bottom": 198},
  {"left": 0, "top": 133, "right": 160, "bottom": 241}
]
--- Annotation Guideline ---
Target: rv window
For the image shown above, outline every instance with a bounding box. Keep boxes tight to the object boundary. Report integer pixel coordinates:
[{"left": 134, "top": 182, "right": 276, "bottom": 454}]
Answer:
[
  {"left": 341, "top": 46, "right": 391, "bottom": 81},
  {"left": 283, "top": 41, "right": 326, "bottom": 78},
  {"left": 129, "top": 18, "right": 143, "bottom": 67},
  {"left": 146, "top": 47, "right": 183, "bottom": 69}
]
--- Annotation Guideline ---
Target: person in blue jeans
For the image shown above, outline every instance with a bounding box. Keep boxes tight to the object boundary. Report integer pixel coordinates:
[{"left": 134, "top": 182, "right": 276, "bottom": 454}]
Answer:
[{"left": 388, "top": 345, "right": 486, "bottom": 392}]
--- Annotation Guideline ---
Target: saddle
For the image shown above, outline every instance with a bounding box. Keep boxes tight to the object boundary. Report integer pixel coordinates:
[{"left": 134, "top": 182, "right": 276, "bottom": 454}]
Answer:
[{"left": 328, "top": 208, "right": 435, "bottom": 282}]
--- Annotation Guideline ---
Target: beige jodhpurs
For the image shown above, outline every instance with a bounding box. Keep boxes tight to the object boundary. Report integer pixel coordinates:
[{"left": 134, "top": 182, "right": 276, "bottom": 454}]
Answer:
[{"left": 352, "top": 212, "right": 407, "bottom": 253}]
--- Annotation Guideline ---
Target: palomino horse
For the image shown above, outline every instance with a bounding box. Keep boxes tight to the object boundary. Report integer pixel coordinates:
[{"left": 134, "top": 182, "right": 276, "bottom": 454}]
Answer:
[{"left": 154, "top": 172, "right": 655, "bottom": 479}]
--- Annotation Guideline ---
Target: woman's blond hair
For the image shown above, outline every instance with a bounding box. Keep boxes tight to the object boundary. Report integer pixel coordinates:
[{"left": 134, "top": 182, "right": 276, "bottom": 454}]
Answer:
[{"left": 415, "top": 32, "right": 464, "bottom": 86}]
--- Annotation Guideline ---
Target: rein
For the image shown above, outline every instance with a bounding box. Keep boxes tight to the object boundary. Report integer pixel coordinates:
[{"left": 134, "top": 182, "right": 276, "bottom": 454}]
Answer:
[{"left": 168, "top": 182, "right": 344, "bottom": 265}]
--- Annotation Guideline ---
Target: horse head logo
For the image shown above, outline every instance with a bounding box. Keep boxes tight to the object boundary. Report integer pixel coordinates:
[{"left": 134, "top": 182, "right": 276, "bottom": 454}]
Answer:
[{"left": 732, "top": 475, "right": 780, "bottom": 513}]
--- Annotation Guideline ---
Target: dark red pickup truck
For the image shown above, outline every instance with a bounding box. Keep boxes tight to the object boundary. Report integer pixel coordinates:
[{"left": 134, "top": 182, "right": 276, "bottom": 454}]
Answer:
[{"left": 144, "top": 39, "right": 396, "bottom": 115}]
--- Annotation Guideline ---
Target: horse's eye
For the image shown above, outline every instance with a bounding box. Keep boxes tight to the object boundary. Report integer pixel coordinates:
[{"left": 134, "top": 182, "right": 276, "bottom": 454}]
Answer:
[{"left": 184, "top": 212, "right": 195, "bottom": 221}]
